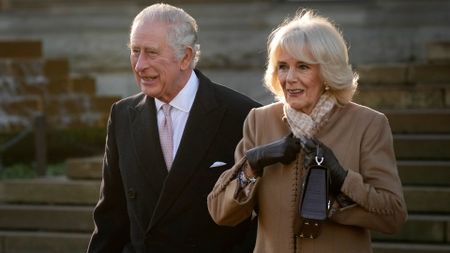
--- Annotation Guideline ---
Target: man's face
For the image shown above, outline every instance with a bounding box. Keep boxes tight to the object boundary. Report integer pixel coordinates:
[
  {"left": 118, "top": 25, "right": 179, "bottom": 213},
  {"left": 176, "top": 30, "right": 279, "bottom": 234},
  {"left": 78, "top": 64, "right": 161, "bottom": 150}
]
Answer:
[{"left": 130, "top": 22, "right": 188, "bottom": 103}]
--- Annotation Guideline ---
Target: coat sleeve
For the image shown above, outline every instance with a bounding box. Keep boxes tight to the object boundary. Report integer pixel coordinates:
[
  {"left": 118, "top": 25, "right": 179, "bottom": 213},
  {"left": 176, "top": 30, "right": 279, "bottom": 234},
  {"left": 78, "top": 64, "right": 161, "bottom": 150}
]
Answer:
[
  {"left": 87, "top": 103, "right": 131, "bottom": 253},
  {"left": 207, "top": 108, "right": 260, "bottom": 226},
  {"left": 331, "top": 113, "right": 408, "bottom": 234}
]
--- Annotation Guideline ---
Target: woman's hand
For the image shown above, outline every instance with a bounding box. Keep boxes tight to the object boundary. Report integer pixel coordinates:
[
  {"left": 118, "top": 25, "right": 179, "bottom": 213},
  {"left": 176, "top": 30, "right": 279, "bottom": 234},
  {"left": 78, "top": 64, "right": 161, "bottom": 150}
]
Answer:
[
  {"left": 245, "top": 134, "right": 301, "bottom": 177},
  {"left": 302, "top": 138, "right": 348, "bottom": 196}
]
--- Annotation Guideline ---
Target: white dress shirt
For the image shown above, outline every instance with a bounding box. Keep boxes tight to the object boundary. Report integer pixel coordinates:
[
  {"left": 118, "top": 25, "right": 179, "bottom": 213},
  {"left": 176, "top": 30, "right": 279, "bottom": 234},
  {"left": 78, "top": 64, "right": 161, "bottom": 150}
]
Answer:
[{"left": 155, "top": 71, "right": 199, "bottom": 161}]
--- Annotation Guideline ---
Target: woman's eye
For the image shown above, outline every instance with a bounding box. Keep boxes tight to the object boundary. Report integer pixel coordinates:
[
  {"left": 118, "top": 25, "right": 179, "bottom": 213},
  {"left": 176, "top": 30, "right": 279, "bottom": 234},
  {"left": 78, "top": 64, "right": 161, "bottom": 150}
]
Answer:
[
  {"left": 298, "top": 64, "right": 309, "bottom": 70},
  {"left": 278, "top": 64, "right": 288, "bottom": 71}
]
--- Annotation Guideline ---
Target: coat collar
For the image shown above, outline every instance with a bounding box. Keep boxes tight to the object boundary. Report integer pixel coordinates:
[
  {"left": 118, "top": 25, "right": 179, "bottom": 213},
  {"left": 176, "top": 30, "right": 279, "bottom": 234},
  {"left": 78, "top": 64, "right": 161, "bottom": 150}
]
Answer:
[
  {"left": 129, "top": 69, "right": 226, "bottom": 231},
  {"left": 148, "top": 69, "right": 226, "bottom": 230},
  {"left": 129, "top": 95, "right": 168, "bottom": 196}
]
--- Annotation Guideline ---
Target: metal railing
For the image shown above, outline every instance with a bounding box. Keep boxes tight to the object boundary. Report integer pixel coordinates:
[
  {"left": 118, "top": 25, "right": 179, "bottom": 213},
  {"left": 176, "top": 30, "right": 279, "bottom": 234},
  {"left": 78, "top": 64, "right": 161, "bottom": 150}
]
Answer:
[{"left": 0, "top": 114, "right": 47, "bottom": 176}]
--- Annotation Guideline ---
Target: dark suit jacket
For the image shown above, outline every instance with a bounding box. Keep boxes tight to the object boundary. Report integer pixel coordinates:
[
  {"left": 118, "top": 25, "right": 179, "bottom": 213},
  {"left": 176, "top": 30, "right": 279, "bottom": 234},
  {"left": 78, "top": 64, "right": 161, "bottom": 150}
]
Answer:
[{"left": 87, "top": 69, "right": 261, "bottom": 253}]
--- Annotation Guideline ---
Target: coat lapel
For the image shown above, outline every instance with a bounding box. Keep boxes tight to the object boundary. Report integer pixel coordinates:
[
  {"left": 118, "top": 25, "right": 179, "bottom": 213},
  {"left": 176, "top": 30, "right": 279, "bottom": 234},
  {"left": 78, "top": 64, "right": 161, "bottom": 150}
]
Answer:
[
  {"left": 148, "top": 71, "right": 226, "bottom": 230},
  {"left": 129, "top": 95, "right": 168, "bottom": 195}
]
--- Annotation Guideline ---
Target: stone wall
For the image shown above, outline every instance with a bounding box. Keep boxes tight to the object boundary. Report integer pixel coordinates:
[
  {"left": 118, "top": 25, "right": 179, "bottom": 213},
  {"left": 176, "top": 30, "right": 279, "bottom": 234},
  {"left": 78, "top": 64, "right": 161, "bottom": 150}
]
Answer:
[
  {"left": 0, "top": 40, "right": 120, "bottom": 133},
  {"left": 1, "top": 0, "right": 449, "bottom": 100}
]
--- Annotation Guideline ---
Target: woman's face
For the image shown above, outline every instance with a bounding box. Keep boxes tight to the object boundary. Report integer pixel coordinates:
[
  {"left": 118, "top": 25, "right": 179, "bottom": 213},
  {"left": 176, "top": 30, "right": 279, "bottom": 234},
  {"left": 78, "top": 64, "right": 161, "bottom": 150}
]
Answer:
[{"left": 277, "top": 49, "right": 324, "bottom": 114}]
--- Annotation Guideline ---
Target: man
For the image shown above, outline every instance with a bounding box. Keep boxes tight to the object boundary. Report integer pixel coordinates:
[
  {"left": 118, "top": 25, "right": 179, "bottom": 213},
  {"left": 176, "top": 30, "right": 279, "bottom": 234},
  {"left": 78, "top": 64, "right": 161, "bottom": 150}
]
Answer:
[{"left": 86, "top": 3, "right": 260, "bottom": 253}]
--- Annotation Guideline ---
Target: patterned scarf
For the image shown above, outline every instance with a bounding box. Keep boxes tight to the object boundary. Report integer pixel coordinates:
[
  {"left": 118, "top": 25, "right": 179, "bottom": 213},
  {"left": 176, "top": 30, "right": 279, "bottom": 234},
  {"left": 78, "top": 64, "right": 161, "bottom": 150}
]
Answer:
[{"left": 283, "top": 92, "right": 336, "bottom": 139}]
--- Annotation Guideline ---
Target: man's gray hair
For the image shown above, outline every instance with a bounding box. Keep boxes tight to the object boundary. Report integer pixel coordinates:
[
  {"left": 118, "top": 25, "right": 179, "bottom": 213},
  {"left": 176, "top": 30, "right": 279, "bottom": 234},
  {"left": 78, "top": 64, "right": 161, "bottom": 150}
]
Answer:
[{"left": 130, "top": 3, "right": 201, "bottom": 68}]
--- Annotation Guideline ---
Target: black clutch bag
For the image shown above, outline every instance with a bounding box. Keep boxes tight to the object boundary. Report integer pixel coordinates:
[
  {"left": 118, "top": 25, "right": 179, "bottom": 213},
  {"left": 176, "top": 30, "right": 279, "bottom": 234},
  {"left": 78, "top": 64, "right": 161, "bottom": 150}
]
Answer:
[{"left": 298, "top": 156, "right": 329, "bottom": 239}]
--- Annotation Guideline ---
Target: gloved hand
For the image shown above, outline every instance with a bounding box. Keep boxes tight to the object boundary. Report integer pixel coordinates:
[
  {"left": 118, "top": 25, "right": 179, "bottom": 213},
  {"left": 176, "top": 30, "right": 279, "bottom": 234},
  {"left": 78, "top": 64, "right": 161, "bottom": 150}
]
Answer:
[
  {"left": 302, "top": 138, "right": 348, "bottom": 196},
  {"left": 245, "top": 134, "right": 301, "bottom": 177}
]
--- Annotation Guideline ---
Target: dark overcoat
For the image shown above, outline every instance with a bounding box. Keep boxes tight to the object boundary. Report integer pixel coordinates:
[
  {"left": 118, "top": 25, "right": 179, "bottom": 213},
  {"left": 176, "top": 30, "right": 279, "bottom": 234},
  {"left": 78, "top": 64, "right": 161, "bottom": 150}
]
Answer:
[{"left": 87, "top": 70, "right": 260, "bottom": 253}]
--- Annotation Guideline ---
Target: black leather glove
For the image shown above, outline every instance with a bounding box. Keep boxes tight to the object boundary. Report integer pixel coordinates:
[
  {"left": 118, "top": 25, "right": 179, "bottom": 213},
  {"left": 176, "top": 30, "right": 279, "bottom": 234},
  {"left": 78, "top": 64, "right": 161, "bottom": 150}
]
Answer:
[
  {"left": 302, "top": 138, "right": 348, "bottom": 196},
  {"left": 245, "top": 134, "right": 301, "bottom": 177}
]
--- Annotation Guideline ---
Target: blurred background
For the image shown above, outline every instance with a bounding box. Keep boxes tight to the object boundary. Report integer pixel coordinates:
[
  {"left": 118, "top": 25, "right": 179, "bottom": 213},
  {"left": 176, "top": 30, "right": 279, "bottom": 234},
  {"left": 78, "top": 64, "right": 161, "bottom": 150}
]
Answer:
[{"left": 0, "top": 0, "right": 449, "bottom": 252}]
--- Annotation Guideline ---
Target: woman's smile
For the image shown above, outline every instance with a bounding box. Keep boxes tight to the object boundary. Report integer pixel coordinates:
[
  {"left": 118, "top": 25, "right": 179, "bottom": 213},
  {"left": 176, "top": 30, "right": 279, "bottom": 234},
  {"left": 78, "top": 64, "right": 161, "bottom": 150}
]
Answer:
[{"left": 286, "top": 88, "right": 305, "bottom": 95}]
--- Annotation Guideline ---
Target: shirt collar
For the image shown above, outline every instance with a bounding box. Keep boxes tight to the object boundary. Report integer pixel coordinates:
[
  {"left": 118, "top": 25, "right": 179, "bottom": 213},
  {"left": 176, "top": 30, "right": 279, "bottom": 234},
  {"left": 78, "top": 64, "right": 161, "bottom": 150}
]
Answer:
[{"left": 155, "top": 70, "right": 199, "bottom": 112}]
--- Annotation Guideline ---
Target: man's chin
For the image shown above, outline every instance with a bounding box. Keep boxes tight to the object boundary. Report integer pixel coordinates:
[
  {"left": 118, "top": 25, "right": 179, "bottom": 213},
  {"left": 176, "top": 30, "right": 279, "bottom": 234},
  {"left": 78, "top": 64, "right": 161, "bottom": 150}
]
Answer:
[{"left": 140, "top": 83, "right": 159, "bottom": 94}]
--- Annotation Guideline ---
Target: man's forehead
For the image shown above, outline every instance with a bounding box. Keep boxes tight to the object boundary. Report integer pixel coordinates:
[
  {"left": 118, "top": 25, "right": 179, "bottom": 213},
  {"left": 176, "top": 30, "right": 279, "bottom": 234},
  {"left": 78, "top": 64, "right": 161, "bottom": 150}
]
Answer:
[{"left": 130, "top": 27, "right": 167, "bottom": 48}]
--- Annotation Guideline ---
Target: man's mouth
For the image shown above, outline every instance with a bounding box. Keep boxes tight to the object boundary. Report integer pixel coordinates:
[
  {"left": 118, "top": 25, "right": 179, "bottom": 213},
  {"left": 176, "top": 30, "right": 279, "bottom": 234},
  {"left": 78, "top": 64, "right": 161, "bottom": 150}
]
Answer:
[{"left": 141, "top": 76, "right": 157, "bottom": 81}]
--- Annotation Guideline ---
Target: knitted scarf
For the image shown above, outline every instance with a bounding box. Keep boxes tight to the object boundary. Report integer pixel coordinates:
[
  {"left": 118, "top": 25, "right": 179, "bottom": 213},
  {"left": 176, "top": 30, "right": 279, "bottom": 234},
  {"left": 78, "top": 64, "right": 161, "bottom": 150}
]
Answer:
[{"left": 283, "top": 92, "right": 336, "bottom": 139}]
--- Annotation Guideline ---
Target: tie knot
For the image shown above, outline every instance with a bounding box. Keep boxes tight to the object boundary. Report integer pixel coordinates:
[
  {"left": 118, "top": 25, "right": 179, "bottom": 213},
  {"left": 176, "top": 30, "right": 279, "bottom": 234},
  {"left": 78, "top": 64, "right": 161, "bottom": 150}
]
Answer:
[{"left": 162, "top": 104, "right": 172, "bottom": 117}]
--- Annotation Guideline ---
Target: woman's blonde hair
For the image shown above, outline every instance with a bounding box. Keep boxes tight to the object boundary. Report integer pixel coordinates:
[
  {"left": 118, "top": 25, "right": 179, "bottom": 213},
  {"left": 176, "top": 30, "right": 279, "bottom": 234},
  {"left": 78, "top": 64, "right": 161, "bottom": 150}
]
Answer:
[{"left": 264, "top": 9, "right": 358, "bottom": 105}]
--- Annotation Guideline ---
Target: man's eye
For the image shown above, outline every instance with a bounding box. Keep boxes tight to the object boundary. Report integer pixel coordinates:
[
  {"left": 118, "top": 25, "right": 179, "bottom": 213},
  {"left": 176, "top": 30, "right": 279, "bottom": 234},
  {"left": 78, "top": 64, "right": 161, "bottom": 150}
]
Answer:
[{"left": 146, "top": 50, "right": 158, "bottom": 56}]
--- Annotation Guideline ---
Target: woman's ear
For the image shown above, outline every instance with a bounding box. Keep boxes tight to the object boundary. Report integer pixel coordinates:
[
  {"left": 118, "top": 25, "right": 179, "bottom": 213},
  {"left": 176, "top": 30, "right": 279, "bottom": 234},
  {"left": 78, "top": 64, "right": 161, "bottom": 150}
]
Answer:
[{"left": 180, "top": 47, "right": 194, "bottom": 70}]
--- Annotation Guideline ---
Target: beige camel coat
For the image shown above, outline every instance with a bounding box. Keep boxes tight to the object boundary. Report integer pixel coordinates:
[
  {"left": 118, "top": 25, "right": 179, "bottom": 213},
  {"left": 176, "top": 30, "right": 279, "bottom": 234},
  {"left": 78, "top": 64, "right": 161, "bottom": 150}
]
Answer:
[{"left": 208, "top": 102, "right": 407, "bottom": 253}]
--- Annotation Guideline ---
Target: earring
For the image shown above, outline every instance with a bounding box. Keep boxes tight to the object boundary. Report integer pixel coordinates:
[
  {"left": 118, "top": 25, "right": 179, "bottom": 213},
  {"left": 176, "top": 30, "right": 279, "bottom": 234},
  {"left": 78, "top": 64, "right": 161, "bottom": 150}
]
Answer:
[{"left": 324, "top": 81, "right": 330, "bottom": 91}]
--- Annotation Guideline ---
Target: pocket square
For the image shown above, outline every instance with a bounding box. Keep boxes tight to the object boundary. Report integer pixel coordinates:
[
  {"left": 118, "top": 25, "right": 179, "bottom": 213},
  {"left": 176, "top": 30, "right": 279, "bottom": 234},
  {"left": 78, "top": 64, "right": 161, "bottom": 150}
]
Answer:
[{"left": 210, "top": 161, "right": 227, "bottom": 168}]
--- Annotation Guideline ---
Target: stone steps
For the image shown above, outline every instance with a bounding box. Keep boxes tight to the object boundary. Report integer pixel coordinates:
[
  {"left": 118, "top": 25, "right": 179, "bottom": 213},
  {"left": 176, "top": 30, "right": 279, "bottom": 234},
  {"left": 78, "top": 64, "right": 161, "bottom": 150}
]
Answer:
[
  {"left": 352, "top": 61, "right": 450, "bottom": 110},
  {"left": 5, "top": 0, "right": 227, "bottom": 10},
  {"left": 1, "top": 178, "right": 448, "bottom": 214},
  {"left": 384, "top": 109, "right": 450, "bottom": 134},
  {"left": 356, "top": 63, "right": 450, "bottom": 85},
  {"left": 215, "top": 69, "right": 450, "bottom": 109},
  {"left": 428, "top": 42, "right": 450, "bottom": 64},
  {"left": 1, "top": 113, "right": 449, "bottom": 253},
  {"left": 372, "top": 109, "right": 450, "bottom": 253},
  {"left": 66, "top": 158, "right": 450, "bottom": 187},
  {"left": 7, "top": 237, "right": 445, "bottom": 253},
  {"left": 398, "top": 160, "right": 450, "bottom": 186},
  {"left": 403, "top": 186, "right": 450, "bottom": 213},
  {"left": 0, "top": 40, "right": 121, "bottom": 132},
  {"left": 65, "top": 158, "right": 450, "bottom": 188},
  {"left": 372, "top": 214, "right": 450, "bottom": 244},
  {"left": 65, "top": 156, "right": 102, "bottom": 180},
  {"left": 395, "top": 133, "right": 450, "bottom": 159},
  {"left": 0, "top": 231, "right": 90, "bottom": 253},
  {"left": 1, "top": 0, "right": 449, "bottom": 100},
  {"left": 373, "top": 242, "right": 450, "bottom": 253},
  {"left": 0, "top": 204, "right": 93, "bottom": 232},
  {"left": 354, "top": 84, "right": 450, "bottom": 109},
  {"left": 59, "top": 132, "right": 450, "bottom": 172},
  {"left": 1, "top": 203, "right": 448, "bottom": 242},
  {"left": 394, "top": 134, "right": 450, "bottom": 160},
  {"left": 2, "top": 180, "right": 447, "bottom": 251},
  {"left": 0, "top": 1, "right": 449, "bottom": 252},
  {"left": 0, "top": 177, "right": 99, "bottom": 205}
]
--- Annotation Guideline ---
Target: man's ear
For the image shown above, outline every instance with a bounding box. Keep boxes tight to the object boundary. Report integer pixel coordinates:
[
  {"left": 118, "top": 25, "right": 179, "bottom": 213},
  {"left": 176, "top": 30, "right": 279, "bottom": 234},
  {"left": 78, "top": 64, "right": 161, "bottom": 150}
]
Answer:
[{"left": 180, "top": 47, "right": 194, "bottom": 70}]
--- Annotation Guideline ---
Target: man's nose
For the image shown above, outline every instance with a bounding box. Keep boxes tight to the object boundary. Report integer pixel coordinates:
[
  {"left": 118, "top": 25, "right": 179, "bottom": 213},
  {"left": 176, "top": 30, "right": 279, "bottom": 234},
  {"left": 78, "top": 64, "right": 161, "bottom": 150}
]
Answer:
[{"left": 134, "top": 53, "right": 148, "bottom": 73}]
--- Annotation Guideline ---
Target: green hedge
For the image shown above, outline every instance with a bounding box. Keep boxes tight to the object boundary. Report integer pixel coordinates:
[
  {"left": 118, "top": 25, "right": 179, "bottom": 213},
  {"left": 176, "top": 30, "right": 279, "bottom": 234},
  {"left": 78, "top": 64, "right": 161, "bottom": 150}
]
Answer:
[{"left": 0, "top": 127, "right": 106, "bottom": 166}]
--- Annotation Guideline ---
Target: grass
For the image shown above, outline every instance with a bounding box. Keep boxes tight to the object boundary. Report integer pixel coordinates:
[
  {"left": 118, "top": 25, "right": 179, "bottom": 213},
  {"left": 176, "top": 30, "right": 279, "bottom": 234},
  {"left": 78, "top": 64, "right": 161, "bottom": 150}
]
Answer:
[
  {"left": 0, "top": 163, "right": 36, "bottom": 179},
  {"left": 0, "top": 162, "right": 66, "bottom": 179},
  {"left": 46, "top": 163, "right": 67, "bottom": 177}
]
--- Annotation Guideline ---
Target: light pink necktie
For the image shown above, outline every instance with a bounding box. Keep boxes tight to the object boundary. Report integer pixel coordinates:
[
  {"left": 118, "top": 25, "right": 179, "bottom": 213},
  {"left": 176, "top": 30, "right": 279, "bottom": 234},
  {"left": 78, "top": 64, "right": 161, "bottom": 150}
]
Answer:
[{"left": 159, "top": 104, "right": 173, "bottom": 170}]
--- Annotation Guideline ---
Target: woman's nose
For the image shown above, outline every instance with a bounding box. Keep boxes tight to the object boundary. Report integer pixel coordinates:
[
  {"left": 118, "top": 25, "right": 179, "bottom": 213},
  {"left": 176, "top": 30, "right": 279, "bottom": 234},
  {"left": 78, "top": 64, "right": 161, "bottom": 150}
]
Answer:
[{"left": 286, "top": 67, "right": 297, "bottom": 83}]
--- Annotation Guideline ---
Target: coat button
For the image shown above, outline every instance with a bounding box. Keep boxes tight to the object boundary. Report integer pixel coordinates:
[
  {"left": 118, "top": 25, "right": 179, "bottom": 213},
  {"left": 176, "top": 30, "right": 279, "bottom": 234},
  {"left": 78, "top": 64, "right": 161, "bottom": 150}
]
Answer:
[{"left": 127, "top": 188, "right": 137, "bottom": 199}]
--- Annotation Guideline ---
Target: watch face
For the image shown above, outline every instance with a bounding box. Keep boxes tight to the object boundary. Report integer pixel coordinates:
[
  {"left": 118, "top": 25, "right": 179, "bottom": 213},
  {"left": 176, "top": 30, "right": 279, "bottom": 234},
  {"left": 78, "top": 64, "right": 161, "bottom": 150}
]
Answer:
[{"left": 238, "top": 170, "right": 255, "bottom": 187}]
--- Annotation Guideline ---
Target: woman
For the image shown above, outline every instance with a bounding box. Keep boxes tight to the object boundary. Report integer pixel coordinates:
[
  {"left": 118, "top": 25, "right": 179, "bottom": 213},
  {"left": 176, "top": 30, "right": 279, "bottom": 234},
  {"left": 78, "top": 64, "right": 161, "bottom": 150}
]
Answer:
[{"left": 207, "top": 10, "right": 407, "bottom": 253}]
